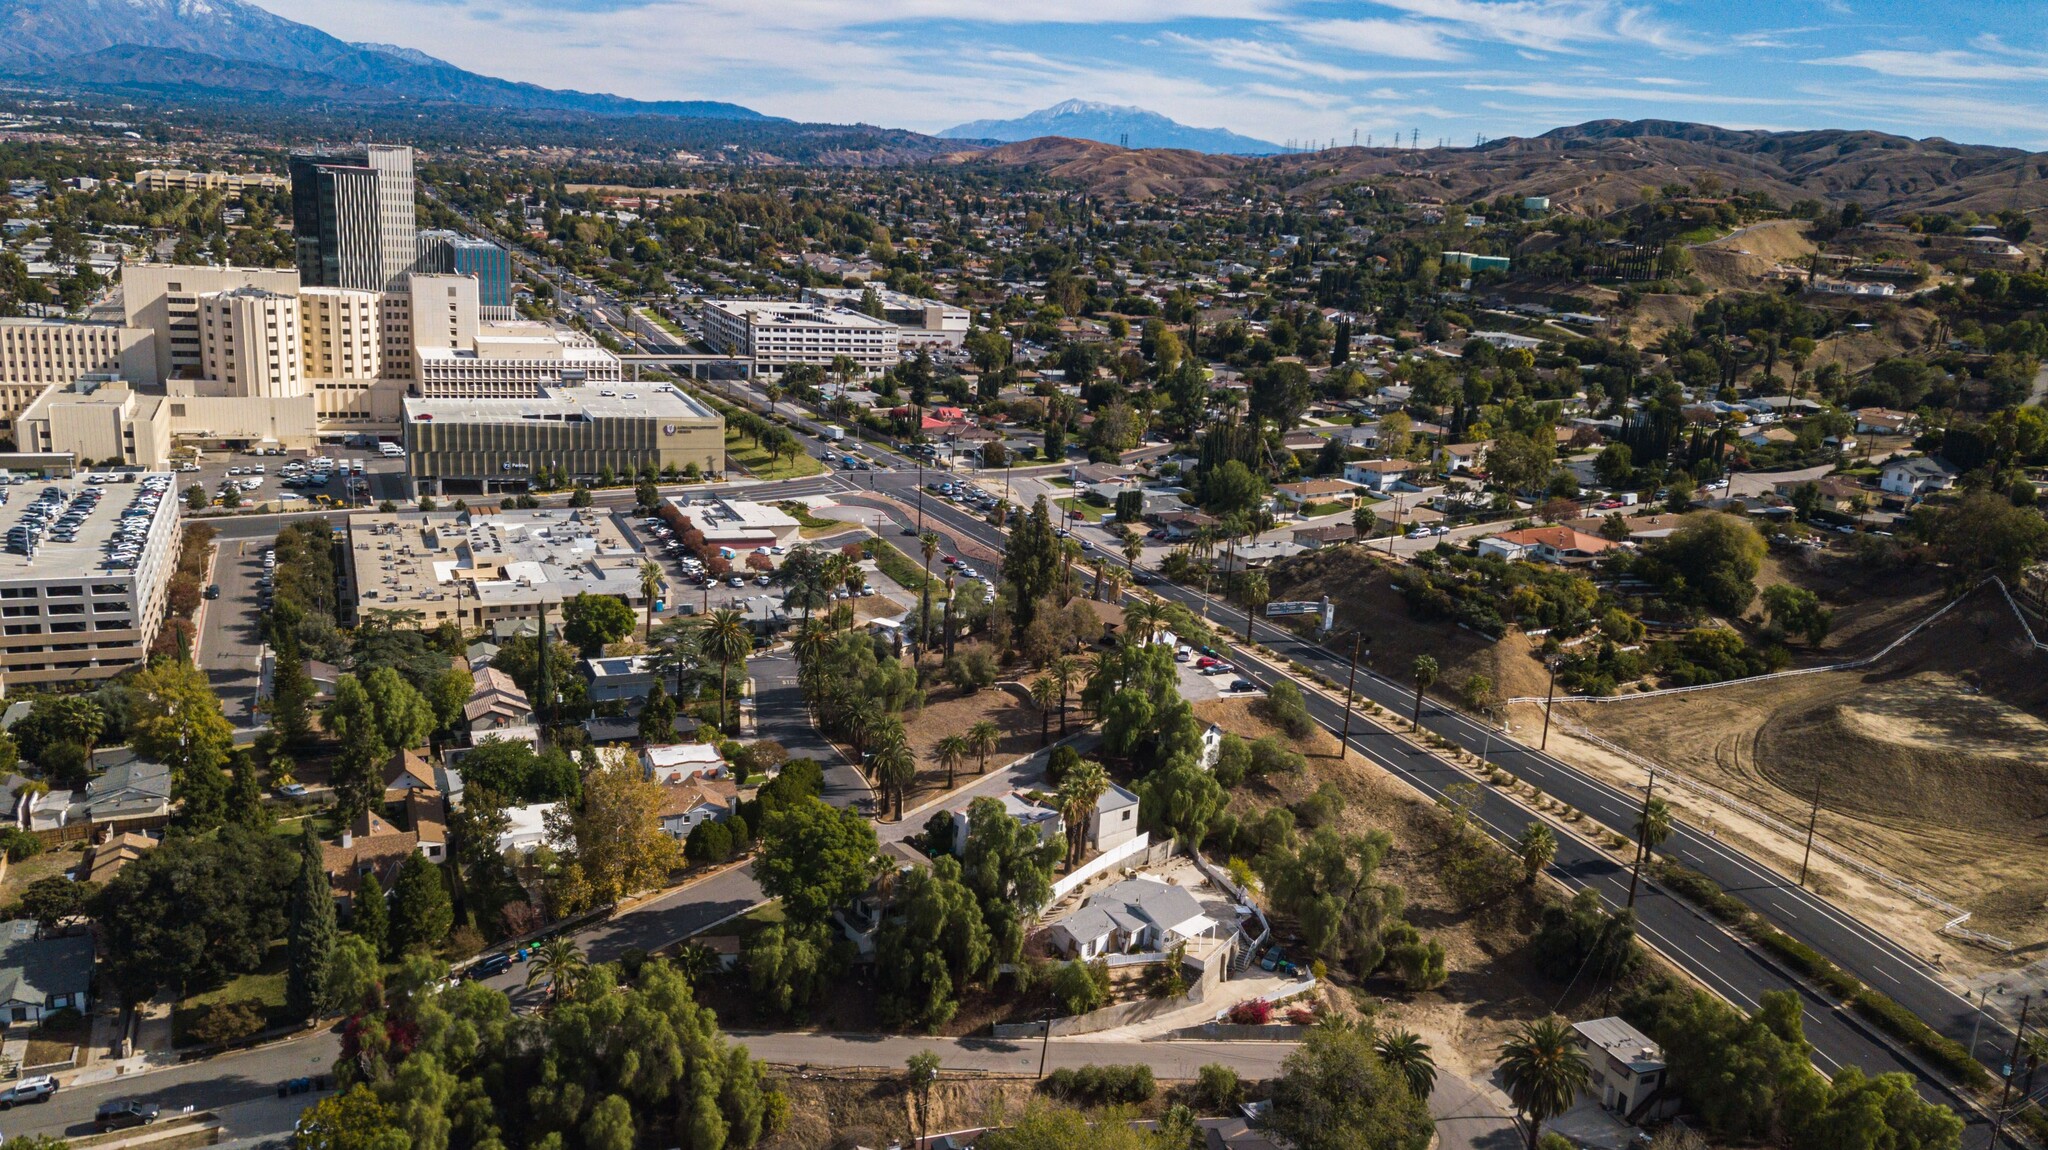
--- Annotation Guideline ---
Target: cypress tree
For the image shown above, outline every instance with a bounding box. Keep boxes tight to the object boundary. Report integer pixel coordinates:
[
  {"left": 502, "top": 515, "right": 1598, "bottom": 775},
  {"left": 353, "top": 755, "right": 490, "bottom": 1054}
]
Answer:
[
  {"left": 285, "top": 825, "right": 338, "bottom": 1021},
  {"left": 354, "top": 869, "right": 389, "bottom": 960},
  {"left": 389, "top": 852, "right": 453, "bottom": 956}
]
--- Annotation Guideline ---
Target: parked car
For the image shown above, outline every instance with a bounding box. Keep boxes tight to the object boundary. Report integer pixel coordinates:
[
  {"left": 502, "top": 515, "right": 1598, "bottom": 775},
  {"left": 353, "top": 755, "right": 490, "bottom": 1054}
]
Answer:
[
  {"left": 276, "top": 783, "right": 309, "bottom": 799},
  {"left": 728, "top": 575, "right": 745, "bottom": 588},
  {"left": 96, "top": 1101, "right": 162, "bottom": 1132},
  {"left": 1196, "top": 656, "right": 1219, "bottom": 669},
  {"left": 203, "top": 584, "right": 221, "bottom": 600},
  {"left": 0, "top": 1076, "right": 58, "bottom": 1108},
  {"left": 1228, "top": 679, "right": 1255, "bottom": 693},
  {"left": 468, "top": 952, "right": 515, "bottom": 980}
]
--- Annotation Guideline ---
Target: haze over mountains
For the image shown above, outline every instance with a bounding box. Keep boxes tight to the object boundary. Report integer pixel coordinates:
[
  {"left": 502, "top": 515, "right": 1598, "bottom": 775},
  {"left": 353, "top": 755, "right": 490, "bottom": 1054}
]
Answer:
[{"left": 941, "top": 100, "right": 1283, "bottom": 155}]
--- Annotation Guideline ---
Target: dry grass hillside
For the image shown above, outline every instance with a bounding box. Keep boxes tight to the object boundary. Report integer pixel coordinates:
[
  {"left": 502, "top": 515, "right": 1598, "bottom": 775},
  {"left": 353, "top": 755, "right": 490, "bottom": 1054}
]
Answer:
[{"left": 1553, "top": 585, "right": 2048, "bottom": 960}]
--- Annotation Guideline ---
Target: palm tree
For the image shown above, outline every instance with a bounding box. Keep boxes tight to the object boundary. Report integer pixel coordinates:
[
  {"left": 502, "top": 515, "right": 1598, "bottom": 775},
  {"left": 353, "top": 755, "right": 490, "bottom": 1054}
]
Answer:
[
  {"left": 1124, "top": 599, "right": 1165, "bottom": 647},
  {"left": 1499, "top": 1017, "right": 1590, "bottom": 1150},
  {"left": 967, "top": 720, "right": 1000, "bottom": 776},
  {"left": 792, "top": 618, "right": 830, "bottom": 670},
  {"left": 1628, "top": 795, "right": 1673, "bottom": 908},
  {"left": 704, "top": 609, "right": 751, "bottom": 734},
  {"left": 1055, "top": 758, "right": 1110, "bottom": 868},
  {"left": 638, "top": 560, "right": 666, "bottom": 643},
  {"left": 1410, "top": 654, "right": 1439, "bottom": 730},
  {"left": 918, "top": 531, "right": 940, "bottom": 649},
  {"left": 1239, "top": 569, "right": 1267, "bottom": 642},
  {"left": 526, "top": 935, "right": 587, "bottom": 1008},
  {"left": 1375, "top": 1030, "right": 1438, "bottom": 1101},
  {"left": 1122, "top": 531, "right": 1144, "bottom": 573},
  {"left": 1029, "top": 674, "right": 1060, "bottom": 747},
  {"left": 648, "top": 617, "right": 699, "bottom": 701},
  {"left": 1050, "top": 656, "right": 1079, "bottom": 737},
  {"left": 1518, "top": 822, "right": 1557, "bottom": 884},
  {"left": 873, "top": 734, "right": 916, "bottom": 820},
  {"left": 935, "top": 734, "right": 970, "bottom": 790}
]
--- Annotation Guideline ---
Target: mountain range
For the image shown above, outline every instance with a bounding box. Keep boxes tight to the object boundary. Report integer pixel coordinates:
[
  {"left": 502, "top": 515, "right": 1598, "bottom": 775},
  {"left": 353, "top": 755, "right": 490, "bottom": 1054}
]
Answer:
[
  {"left": 942, "top": 100, "right": 1282, "bottom": 155},
  {"left": 949, "top": 119, "right": 2048, "bottom": 215},
  {"left": 0, "top": 0, "right": 768, "bottom": 121}
]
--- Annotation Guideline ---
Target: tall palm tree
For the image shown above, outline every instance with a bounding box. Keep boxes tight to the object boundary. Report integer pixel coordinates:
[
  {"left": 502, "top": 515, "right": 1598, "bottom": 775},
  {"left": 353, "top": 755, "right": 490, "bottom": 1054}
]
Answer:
[
  {"left": 1029, "top": 675, "right": 1060, "bottom": 746},
  {"left": 1499, "top": 1017, "right": 1590, "bottom": 1150},
  {"left": 1628, "top": 795, "right": 1673, "bottom": 908},
  {"left": 1240, "top": 569, "right": 1268, "bottom": 642},
  {"left": 648, "top": 617, "right": 699, "bottom": 701},
  {"left": 1410, "top": 654, "right": 1439, "bottom": 730},
  {"left": 873, "top": 734, "right": 916, "bottom": 820},
  {"left": 1055, "top": 758, "right": 1110, "bottom": 868},
  {"left": 918, "top": 531, "right": 940, "bottom": 649},
  {"left": 1050, "top": 656, "right": 1079, "bottom": 737},
  {"left": 638, "top": 560, "right": 666, "bottom": 643},
  {"left": 935, "top": 734, "right": 970, "bottom": 790},
  {"left": 526, "top": 935, "right": 587, "bottom": 1008},
  {"left": 845, "top": 697, "right": 884, "bottom": 763},
  {"left": 967, "top": 720, "right": 1000, "bottom": 776},
  {"left": 1122, "top": 531, "right": 1144, "bottom": 573},
  {"left": 792, "top": 618, "right": 830, "bottom": 670},
  {"left": 704, "top": 609, "right": 751, "bottom": 734},
  {"left": 1375, "top": 1030, "right": 1438, "bottom": 1101},
  {"left": 1124, "top": 599, "right": 1165, "bottom": 647}
]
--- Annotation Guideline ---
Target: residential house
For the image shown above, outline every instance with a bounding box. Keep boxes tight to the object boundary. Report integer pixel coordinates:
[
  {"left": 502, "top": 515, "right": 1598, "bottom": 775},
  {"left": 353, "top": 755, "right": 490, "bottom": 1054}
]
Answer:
[
  {"left": 84, "top": 830, "right": 157, "bottom": 884},
  {"left": 464, "top": 640, "right": 501, "bottom": 669},
  {"left": 496, "top": 802, "right": 562, "bottom": 855},
  {"left": 322, "top": 809, "right": 437, "bottom": 913},
  {"left": 1290, "top": 523, "right": 1357, "bottom": 549},
  {"left": 656, "top": 776, "right": 739, "bottom": 840},
  {"left": 1564, "top": 513, "right": 1684, "bottom": 542},
  {"left": 839, "top": 840, "right": 934, "bottom": 958},
  {"left": 1741, "top": 426, "right": 1798, "bottom": 448},
  {"left": 1272, "top": 478, "right": 1359, "bottom": 508},
  {"left": 585, "top": 655, "right": 661, "bottom": 704},
  {"left": 1089, "top": 783, "right": 1142, "bottom": 854},
  {"left": 1854, "top": 407, "right": 1920, "bottom": 436},
  {"left": 642, "top": 743, "right": 726, "bottom": 784},
  {"left": 1572, "top": 1016, "right": 1680, "bottom": 1123},
  {"left": 465, "top": 667, "right": 535, "bottom": 740},
  {"left": 1880, "top": 456, "right": 1955, "bottom": 501},
  {"left": 304, "top": 659, "right": 344, "bottom": 698},
  {"left": 1047, "top": 876, "right": 1222, "bottom": 960},
  {"left": 13, "top": 753, "right": 175, "bottom": 833},
  {"left": 1202, "top": 1119, "right": 1286, "bottom": 1150},
  {"left": 0, "top": 920, "right": 93, "bottom": 1024},
  {"left": 1214, "top": 540, "right": 1305, "bottom": 574},
  {"left": 1343, "top": 459, "right": 1422, "bottom": 492},
  {"left": 1435, "top": 441, "right": 1491, "bottom": 473},
  {"left": 950, "top": 790, "right": 1061, "bottom": 857},
  {"left": 1478, "top": 527, "right": 1619, "bottom": 565},
  {"left": 384, "top": 748, "right": 462, "bottom": 809},
  {"left": 1771, "top": 475, "right": 1870, "bottom": 513}
]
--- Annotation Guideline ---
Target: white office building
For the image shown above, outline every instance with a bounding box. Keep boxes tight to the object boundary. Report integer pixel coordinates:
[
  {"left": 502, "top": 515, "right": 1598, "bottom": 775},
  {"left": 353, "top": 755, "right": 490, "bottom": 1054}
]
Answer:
[
  {"left": 700, "top": 299, "right": 895, "bottom": 377},
  {"left": 801, "top": 287, "right": 970, "bottom": 351}
]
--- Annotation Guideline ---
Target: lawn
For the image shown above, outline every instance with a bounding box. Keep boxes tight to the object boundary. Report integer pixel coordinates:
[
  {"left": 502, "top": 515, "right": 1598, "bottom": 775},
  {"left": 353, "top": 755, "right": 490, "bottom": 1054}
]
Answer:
[
  {"left": 639, "top": 307, "right": 687, "bottom": 338},
  {"left": 862, "top": 538, "right": 950, "bottom": 600},
  {"left": 776, "top": 501, "right": 855, "bottom": 538},
  {"left": 173, "top": 948, "right": 291, "bottom": 1047},
  {"left": 21, "top": 1011, "right": 89, "bottom": 1068},
  {"left": 1055, "top": 496, "right": 1108, "bottom": 523},
  {"left": 726, "top": 431, "right": 824, "bottom": 481}
]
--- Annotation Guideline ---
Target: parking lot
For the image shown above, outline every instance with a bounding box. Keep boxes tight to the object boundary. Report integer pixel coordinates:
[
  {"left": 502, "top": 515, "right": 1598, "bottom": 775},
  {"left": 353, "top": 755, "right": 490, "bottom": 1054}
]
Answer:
[
  {"left": 180, "top": 445, "right": 411, "bottom": 510},
  {"left": 198, "top": 533, "right": 274, "bottom": 729},
  {"left": 1172, "top": 643, "right": 1265, "bottom": 702}
]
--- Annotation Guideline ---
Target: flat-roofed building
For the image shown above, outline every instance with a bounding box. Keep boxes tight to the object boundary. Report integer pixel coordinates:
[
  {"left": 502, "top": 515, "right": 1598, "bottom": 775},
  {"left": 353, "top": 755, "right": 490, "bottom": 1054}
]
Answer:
[
  {"left": 133, "top": 169, "right": 288, "bottom": 198},
  {"left": 18, "top": 377, "right": 171, "bottom": 467},
  {"left": 0, "top": 472, "right": 179, "bottom": 687},
  {"left": 403, "top": 384, "right": 723, "bottom": 496},
  {"left": 344, "top": 507, "right": 650, "bottom": 630},
  {"left": 700, "top": 299, "right": 895, "bottom": 377},
  {"left": 802, "top": 286, "right": 969, "bottom": 350},
  {"left": 121, "top": 263, "right": 301, "bottom": 384},
  {"left": 672, "top": 496, "right": 802, "bottom": 550},
  {"left": 410, "top": 273, "right": 620, "bottom": 397},
  {"left": 199, "top": 286, "right": 306, "bottom": 399},
  {"left": 0, "top": 318, "right": 153, "bottom": 436},
  {"left": 416, "top": 231, "right": 513, "bottom": 320}
]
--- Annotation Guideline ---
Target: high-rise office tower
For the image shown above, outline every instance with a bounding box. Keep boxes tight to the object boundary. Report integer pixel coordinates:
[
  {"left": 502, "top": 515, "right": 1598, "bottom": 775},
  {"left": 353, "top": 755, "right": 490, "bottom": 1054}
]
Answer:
[
  {"left": 417, "top": 230, "right": 513, "bottom": 319},
  {"left": 289, "top": 144, "right": 417, "bottom": 293}
]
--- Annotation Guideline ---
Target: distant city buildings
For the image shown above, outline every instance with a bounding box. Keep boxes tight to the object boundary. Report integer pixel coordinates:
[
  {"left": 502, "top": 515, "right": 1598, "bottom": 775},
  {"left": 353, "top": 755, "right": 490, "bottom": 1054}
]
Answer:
[
  {"left": 801, "top": 286, "right": 970, "bottom": 351},
  {"left": 132, "top": 169, "right": 288, "bottom": 198}
]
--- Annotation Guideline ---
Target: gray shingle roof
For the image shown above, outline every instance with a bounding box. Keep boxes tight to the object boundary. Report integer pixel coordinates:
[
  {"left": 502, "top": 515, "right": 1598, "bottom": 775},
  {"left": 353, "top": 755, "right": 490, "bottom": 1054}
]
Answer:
[{"left": 0, "top": 920, "right": 92, "bottom": 1008}]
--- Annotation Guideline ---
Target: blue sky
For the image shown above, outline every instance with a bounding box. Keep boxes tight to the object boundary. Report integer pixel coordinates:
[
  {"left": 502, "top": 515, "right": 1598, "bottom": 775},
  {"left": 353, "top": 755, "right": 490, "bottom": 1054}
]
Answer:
[{"left": 258, "top": 0, "right": 2048, "bottom": 148}]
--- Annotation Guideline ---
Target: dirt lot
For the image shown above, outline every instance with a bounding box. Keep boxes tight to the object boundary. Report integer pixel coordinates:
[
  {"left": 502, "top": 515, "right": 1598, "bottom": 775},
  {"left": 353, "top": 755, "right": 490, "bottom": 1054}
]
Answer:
[
  {"left": 1547, "top": 584, "right": 2048, "bottom": 969},
  {"left": 1192, "top": 697, "right": 1613, "bottom": 1084},
  {"left": 761, "top": 1068, "right": 1170, "bottom": 1150},
  {"left": 896, "top": 679, "right": 1047, "bottom": 812}
]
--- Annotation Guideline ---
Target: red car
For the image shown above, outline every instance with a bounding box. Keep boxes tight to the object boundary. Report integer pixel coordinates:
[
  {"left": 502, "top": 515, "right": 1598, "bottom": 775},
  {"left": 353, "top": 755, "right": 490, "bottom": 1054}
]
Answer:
[
  {"left": 942, "top": 555, "right": 958, "bottom": 565},
  {"left": 1196, "top": 656, "right": 1219, "bottom": 669}
]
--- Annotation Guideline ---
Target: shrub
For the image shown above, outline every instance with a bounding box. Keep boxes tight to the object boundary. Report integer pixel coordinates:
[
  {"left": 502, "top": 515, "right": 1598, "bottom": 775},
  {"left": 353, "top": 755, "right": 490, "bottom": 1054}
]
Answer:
[
  {"left": 188, "top": 999, "right": 268, "bottom": 1045},
  {"left": 1228, "top": 999, "right": 1274, "bottom": 1025},
  {"left": 1848, "top": 989, "right": 1995, "bottom": 1089},
  {"left": 0, "top": 828, "right": 42, "bottom": 862},
  {"left": 1257, "top": 680, "right": 1316, "bottom": 740},
  {"left": 1051, "top": 959, "right": 1110, "bottom": 1016},
  {"left": 1652, "top": 860, "right": 1751, "bottom": 925},
  {"left": 1194, "top": 1063, "right": 1242, "bottom": 1111},
  {"left": 1042, "top": 1064, "right": 1155, "bottom": 1106}
]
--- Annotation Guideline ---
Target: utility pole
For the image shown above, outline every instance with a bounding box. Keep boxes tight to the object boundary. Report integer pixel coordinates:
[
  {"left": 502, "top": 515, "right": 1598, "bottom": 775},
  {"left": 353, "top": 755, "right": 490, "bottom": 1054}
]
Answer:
[
  {"left": 1627, "top": 768, "right": 1657, "bottom": 908},
  {"left": 1992, "top": 996, "right": 2032, "bottom": 1148},
  {"left": 1539, "top": 658, "right": 1559, "bottom": 750},
  {"left": 1340, "top": 633, "right": 1365, "bottom": 746},
  {"left": 535, "top": 598, "right": 551, "bottom": 732},
  {"left": 1798, "top": 776, "right": 1824, "bottom": 887}
]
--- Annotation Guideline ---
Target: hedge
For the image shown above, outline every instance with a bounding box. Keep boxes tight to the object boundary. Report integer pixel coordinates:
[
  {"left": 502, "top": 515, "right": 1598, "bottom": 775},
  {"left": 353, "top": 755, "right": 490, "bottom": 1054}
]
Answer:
[
  {"left": 1652, "top": 860, "right": 1751, "bottom": 926},
  {"left": 1848, "top": 990, "right": 1996, "bottom": 1090},
  {"left": 1751, "top": 927, "right": 1863, "bottom": 1001}
]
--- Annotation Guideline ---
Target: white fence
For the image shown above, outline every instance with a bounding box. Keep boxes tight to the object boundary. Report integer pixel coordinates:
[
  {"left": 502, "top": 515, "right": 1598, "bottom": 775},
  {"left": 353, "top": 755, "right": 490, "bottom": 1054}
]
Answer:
[{"left": 1049, "top": 832, "right": 1153, "bottom": 902}]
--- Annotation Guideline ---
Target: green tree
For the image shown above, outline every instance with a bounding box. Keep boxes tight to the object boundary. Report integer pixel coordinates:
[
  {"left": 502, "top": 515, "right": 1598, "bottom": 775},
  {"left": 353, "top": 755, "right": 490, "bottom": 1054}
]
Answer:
[
  {"left": 1761, "top": 583, "right": 1831, "bottom": 645},
  {"left": 905, "top": 1052, "right": 943, "bottom": 1146},
  {"left": 1500, "top": 1017, "right": 1593, "bottom": 1150},
  {"left": 1645, "top": 513, "right": 1766, "bottom": 615},
  {"left": 293, "top": 1085, "right": 410, "bottom": 1150},
  {"left": 362, "top": 667, "right": 436, "bottom": 754},
  {"left": 638, "top": 679, "right": 678, "bottom": 743},
  {"left": 1239, "top": 570, "right": 1267, "bottom": 642},
  {"left": 1409, "top": 655, "right": 1438, "bottom": 730},
  {"left": 1517, "top": 822, "right": 1557, "bottom": 884},
  {"left": 703, "top": 609, "right": 752, "bottom": 734},
  {"left": 525, "top": 935, "right": 586, "bottom": 1007},
  {"left": 353, "top": 871, "right": 389, "bottom": 959},
  {"left": 128, "top": 660, "right": 235, "bottom": 825},
  {"left": 388, "top": 852, "right": 453, "bottom": 956},
  {"left": 1138, "top": 755, "right": 1224, "bottom": 847},
  {"left": 755, "top": 796, "right": 878, "bottom": 926},
  {"left": 286, "top": 825, "right": 339, "bottom": 1021},
  {"left": 563, "top": 593, "right": 636, "bottom": 654},
  {"left": 1487, "top": 431, "right": 1557, "bottom": 494},
  {"left": 1051, "top": 958, "right": 1110, "bottom": 1015},
  {"left": 1374, "top": 1030, "right": 1438, "bottom": 1100},
  {"left": 1266, "top": 1026, "right": 1434, "bottom": 1150},
  {"left": 17, "top": 875, "right": 92, "bottom": 936},
  {"left": 1627, "top": 795, "right": 1673, "bottom": 908}
]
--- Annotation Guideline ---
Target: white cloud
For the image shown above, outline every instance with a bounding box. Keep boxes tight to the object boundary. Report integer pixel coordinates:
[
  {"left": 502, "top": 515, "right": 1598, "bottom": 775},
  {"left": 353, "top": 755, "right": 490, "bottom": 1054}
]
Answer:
[
  {"left": 1289, "top": 18, "right": 1466, "bottom": 61},
  {"left": 1806, "top": 48, "right": 2048, "bottom": 83},
  {"left": 1360, "top": 0, "right": 1689, "bottom": 54}
]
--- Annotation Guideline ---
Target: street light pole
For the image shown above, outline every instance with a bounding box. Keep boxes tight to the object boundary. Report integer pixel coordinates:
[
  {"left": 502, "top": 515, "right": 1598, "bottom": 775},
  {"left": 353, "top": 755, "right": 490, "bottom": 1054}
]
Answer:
[
  {"left": 1539, "top": 658, "right": 1559, "bottom": 751},
  {"left": 1340, "top": 633, "right": 1363, "bottom": 747}
]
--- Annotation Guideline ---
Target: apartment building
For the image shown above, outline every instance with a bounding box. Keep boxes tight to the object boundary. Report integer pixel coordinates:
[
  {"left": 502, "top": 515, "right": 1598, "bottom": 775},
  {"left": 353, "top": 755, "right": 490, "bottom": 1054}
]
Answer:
[
  {"left": 0, "top": 473, "right": 179, "bottom": 688},
  {"left": 18, "top": 378, "right": 171, "bottom": 467},
  {"left": 802, "top": 286, "right": 970, "bottom": 350},
  {"left": 402, "top": 384, "right": 723, "bottom": 495},
  {"left": 133, "top": 169, "right": 288, "bottom": 198},
  {"left": 700, "top": 299, "right": 895, "bottom": 377}
]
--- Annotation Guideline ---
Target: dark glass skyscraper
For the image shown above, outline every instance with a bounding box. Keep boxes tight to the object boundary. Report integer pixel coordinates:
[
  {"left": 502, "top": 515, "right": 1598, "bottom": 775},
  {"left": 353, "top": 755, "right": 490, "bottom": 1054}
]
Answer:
[
  {"left": 417, "top": 230, "right": 513, "bottom": 315},
  {"left": 288, "top": 144, "right": 416, "bottom": 293}
]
